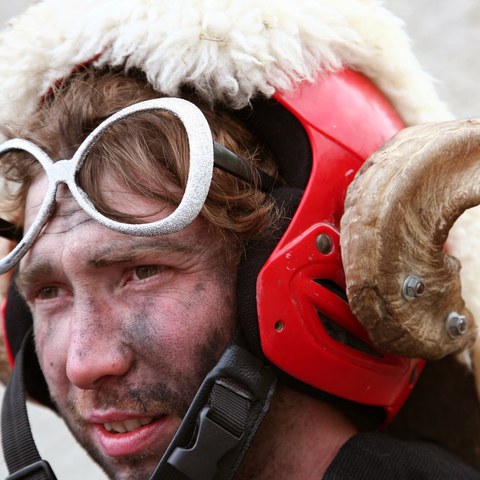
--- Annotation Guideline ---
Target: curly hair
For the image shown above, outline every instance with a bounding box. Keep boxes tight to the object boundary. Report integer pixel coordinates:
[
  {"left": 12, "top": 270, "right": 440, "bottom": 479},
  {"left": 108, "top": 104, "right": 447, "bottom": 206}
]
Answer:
[{"left": 0, "top": 66, "right": 280, "bottom": 265}]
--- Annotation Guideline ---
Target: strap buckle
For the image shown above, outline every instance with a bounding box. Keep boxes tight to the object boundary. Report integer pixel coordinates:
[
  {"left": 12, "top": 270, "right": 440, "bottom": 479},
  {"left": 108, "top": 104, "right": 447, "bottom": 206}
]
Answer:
[
  {"left": 167, "top": 378, "right": 254, "bottom": 480},
  {"left": 6, "top": 460, "right": 57, "bottom": 480},
  {"left": 150, "top": 342, "right": 277, "bottom": 480},
  {"left": 168, "top": 405, "right": 241, "bottom": 480}
]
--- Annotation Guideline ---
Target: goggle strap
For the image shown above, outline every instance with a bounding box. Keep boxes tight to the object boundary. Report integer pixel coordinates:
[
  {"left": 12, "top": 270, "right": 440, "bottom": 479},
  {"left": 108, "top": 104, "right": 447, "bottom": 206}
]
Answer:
[{"left": 213, "top": 142, "right": 277, "bottom": 192}]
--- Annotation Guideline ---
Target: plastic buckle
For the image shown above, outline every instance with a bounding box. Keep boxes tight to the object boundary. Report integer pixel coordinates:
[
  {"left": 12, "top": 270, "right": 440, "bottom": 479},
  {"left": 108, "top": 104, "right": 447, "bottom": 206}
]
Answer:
[
  {"left": 6, "top": 460, "right": 57, "bottom": 480},
  {"left": 167, "top": 407, "right": 241, "bottom": 480}
]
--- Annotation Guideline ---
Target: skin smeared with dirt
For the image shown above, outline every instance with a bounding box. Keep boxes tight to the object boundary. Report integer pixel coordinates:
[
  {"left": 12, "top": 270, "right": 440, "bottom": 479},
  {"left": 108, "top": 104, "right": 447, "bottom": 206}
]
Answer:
[{"left": 18, "top": 176, "right": 238, "bottom": 480}]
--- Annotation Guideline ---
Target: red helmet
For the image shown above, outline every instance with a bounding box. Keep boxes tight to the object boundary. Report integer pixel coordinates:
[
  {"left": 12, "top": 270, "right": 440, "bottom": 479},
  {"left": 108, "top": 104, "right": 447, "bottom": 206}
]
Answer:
[{"left": 236, "top": 68, "right": 424, "bottom": 424}]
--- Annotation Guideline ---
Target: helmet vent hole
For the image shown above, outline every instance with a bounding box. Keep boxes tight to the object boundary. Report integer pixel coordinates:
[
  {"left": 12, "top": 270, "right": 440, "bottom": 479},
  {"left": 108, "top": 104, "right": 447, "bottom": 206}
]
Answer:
[
  {"left": 314, "top": 279, "right": 348, "bottom": 303},
  {"left": 316, "top": 310, "right": 383, "bottom": 358},
  {"left": 274, "top": 320, "right": 284, "bottom": 332}
]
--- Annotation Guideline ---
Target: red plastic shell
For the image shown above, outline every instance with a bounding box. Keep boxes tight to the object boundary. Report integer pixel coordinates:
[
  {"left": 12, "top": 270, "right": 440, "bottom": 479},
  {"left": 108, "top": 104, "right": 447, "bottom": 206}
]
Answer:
[
  {"left": 258, "top": 69, "right": 425, "bottom": 423},
  {"left": 1, "top": 296, "right": 15, "bottom": 368}
]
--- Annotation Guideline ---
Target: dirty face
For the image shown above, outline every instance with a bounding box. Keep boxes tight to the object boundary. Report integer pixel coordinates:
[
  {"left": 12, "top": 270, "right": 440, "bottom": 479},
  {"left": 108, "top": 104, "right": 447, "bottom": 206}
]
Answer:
[{"left": 16, "top": 174, "right": 237, "bottom": 480}]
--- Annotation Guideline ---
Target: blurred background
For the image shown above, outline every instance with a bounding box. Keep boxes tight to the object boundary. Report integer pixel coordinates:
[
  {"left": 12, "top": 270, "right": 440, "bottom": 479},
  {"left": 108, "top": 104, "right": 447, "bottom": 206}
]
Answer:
[{"left": 0, "top": 0, "right": 479, "bottom": 478}]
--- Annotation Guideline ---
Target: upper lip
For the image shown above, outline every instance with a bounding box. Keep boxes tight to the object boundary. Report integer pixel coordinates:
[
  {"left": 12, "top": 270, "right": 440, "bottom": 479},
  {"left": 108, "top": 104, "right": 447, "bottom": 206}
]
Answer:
[{"left": 84, "top": 410, "right": 160, "bottom": 424}]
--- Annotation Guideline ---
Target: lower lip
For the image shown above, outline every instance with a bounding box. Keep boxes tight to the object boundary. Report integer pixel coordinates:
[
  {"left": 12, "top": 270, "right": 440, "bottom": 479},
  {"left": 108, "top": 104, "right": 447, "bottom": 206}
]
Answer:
[{"left": 93, "top": 416, "right": 179, "bottom": 457}]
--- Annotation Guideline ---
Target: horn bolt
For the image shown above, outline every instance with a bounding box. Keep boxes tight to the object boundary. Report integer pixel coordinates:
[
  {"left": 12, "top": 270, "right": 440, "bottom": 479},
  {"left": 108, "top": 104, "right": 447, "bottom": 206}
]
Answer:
[
  {"left": 316, "top": 234, "right": 333, "bottom": 254},
  {"left": 445, "top": 312, "right": 468, "bottom": 338},
  {"left": 402, "top": 274, "right": 426, "bottom": 300}
]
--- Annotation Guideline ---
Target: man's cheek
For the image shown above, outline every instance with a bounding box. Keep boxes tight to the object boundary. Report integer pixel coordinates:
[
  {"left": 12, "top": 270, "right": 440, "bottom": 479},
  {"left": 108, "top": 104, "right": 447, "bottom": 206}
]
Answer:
[
  {"left": 124, "top": 292, "right": 202, "bottom": 349},
  {"left": 34, "top": 319, "right": 69, "bottom": 392}
]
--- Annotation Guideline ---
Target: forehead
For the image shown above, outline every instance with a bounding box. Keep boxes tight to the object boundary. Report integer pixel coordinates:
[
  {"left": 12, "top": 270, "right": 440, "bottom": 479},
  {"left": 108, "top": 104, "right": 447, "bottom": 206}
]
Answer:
[
  {"left": 24, "top": 171, "right": 182, "bottom": 235},
  {"left": 20, "top": 171, "right": 223, "bottom": 276},
  {"left": 25, "top": 175, "right": 80, "bottom": 233}
]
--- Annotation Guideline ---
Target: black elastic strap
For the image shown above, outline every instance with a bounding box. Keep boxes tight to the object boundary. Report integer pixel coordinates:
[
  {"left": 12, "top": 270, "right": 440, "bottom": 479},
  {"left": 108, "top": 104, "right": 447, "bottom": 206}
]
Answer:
[
  {"left": 1, "top": 330, "right": 56, "bottom": 480},
  {"left": 213, "top": 142, "right": 277, "bottom": 192}
]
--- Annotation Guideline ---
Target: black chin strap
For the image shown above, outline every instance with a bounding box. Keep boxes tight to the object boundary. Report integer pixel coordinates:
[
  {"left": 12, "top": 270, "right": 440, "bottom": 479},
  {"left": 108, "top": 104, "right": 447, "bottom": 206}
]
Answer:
[
  {"left": 1, "top": 331, "right": 56, "bottom": 479},
  {"left": 2, "top": 330, "right": 277, "bottom": 480},
  {"left": 151, "top": 338, "right": 277, "bottom": 480}
]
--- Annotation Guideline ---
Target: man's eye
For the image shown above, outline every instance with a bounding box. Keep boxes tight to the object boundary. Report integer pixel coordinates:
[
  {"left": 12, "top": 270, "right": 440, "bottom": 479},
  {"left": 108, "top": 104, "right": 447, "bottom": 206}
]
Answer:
[
  {"left": 36, "top": 286, "right": 59, "bottom": 300},
  {"left": 133, "top": 265, "right": 161, "bottom": 280}
]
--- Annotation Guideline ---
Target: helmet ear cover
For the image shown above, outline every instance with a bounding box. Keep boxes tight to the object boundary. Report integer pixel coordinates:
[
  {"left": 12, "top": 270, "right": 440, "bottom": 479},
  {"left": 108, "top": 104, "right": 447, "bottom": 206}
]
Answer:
[{"left": 234, "top": 94, "right": 388, "bottom": 426}]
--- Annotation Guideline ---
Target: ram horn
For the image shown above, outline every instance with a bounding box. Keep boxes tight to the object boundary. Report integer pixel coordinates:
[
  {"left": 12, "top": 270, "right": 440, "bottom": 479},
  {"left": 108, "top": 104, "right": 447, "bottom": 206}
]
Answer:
[{"left": 340, "top": 119, "right": 479, "bottom": 360}]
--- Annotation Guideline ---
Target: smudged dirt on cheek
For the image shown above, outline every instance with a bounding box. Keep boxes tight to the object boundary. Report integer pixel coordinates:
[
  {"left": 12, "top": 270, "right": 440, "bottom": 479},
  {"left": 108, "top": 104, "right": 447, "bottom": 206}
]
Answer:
[
  {"left": 194, "top": 323, "right": 233, "bottom": 374},
  {"left": 121, "top": 302, "right": 197, "bottom": 402},
  {"left": 121, "top": 289, "right": 235, "bottom": 409}
]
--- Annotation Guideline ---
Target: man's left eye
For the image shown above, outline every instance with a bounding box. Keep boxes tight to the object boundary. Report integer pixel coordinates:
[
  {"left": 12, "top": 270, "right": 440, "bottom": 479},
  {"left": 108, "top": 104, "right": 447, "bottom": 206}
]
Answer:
[
  {"left": 133, "top": 265, "right": 161, "bottom": 280},
  {"left": 36, "top": 286, "right": 60, "bottom": 300}
]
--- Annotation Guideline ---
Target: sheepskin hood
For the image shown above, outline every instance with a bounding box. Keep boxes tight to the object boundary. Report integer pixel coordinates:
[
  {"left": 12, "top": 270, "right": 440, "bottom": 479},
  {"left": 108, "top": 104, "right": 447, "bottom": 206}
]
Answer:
[{"left": 0, "top": 0, "right": 451, "bottom": 128}]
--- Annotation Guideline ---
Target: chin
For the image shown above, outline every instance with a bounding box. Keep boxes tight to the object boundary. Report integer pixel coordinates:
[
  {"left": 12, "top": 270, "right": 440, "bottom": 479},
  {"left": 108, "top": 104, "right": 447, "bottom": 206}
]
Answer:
[{"left": 93, "top": 452, "right": 162, "bottom": 480}]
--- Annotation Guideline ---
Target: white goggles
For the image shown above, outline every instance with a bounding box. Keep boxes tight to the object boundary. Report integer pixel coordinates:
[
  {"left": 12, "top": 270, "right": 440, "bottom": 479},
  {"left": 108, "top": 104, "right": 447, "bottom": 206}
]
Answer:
[{"left": 0, "top": 97, "right": 274, "bottom": 275}]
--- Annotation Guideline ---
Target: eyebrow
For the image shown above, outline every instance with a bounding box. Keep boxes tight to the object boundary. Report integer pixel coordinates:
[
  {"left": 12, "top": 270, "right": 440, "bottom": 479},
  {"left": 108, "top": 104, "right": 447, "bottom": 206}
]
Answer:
[
  {"left": 15, "top": 260, "right": 54, "bottom": 298},
  {"left": 15, "top": 238, "right": 200, "bottom": 295},
  {"left": 87, "top": 238, "right": 198, "bottom": 268}
]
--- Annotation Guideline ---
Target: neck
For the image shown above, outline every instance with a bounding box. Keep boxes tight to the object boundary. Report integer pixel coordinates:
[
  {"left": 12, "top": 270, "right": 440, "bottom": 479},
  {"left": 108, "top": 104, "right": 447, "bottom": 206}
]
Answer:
[{"left": 236, "top": 385, "right": 357, "bottom": 480}]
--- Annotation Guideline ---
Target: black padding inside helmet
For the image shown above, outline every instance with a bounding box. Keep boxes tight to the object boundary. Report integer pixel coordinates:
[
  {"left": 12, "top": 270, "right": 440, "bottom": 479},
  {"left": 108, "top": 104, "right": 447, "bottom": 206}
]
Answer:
[
  {"left": 236, "top": 96, "right": 312, "bottom": 358},
  {"left": 237, "top": 187, "right": 303, "bottom": 358},
  {"left": 238, "top": 97, "right": 312, "bottom": 190}
]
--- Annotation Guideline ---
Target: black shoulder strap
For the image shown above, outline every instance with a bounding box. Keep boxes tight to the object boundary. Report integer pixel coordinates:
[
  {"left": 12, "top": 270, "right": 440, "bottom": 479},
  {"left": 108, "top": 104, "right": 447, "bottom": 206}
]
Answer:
[{"left": 1, "top": 330, "right": 57, "bottom": 479}]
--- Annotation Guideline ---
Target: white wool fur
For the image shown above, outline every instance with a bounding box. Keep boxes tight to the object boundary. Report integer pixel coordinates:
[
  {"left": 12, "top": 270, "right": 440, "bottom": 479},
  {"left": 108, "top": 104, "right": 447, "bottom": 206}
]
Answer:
[
  {"left": 0, "top": 0, "right": 451, "bottom": 127},
  {"left": 0, "top": 0, "right": 479, "bottom": 370}
]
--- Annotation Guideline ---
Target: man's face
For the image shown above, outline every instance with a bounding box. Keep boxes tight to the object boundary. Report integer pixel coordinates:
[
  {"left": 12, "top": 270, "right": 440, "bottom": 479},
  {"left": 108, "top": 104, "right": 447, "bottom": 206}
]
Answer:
[{"left": 17, "top": 174, "right": 237, "bottom": 479}]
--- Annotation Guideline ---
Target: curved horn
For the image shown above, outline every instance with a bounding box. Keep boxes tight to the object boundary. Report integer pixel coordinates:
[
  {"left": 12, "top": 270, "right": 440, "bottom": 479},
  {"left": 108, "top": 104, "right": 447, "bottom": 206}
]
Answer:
[{"left": 340, "top": 119, "right": 480, "bottom": 360}]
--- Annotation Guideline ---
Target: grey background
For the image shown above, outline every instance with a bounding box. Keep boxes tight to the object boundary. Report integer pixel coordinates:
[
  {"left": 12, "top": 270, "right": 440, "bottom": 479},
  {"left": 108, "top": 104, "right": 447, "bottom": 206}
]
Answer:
[{"left": 0, "top": 1, "right": 479, "bottom": 478}]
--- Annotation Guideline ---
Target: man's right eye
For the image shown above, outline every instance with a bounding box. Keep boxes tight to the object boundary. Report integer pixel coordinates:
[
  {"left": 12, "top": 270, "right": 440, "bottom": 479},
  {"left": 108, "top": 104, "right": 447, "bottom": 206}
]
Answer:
[{"left": 36, "top": 286, "right": 60, "bottom": 300}]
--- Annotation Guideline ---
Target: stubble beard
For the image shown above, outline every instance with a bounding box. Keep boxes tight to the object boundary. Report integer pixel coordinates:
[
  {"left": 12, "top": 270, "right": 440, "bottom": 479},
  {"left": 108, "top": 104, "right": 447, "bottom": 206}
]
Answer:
[{"left": 55, "top": 324, "right": 234, "bottom": 480}]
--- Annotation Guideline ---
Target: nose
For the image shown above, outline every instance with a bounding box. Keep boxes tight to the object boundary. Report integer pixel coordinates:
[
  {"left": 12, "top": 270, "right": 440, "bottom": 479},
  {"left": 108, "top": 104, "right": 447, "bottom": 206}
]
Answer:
[{"left": 65, "top": 298, "right": 134, "bottom": 390}]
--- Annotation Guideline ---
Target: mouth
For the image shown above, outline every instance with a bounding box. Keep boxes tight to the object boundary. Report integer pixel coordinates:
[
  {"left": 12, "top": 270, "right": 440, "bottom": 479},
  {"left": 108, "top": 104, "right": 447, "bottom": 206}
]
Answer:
[
  {"left": 103, "top": 417, "right": 156, "bottom": 434},
  {"left": 92, "top": 414, "right": 179, "bottom": 457}
]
